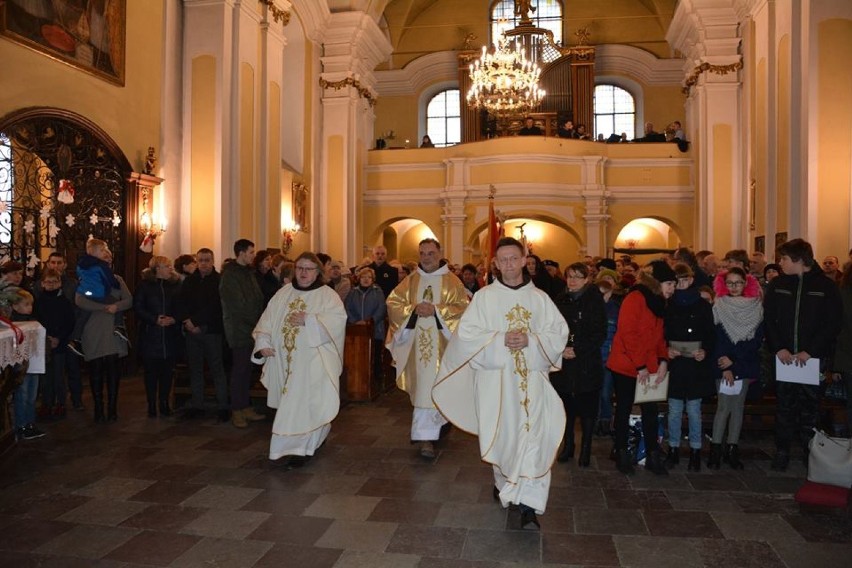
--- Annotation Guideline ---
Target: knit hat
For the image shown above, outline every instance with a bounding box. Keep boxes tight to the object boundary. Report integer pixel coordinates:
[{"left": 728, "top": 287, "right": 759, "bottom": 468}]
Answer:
[
  {"left": 648, "top": 260, "right": 677, "bottom": 284},
  {"left": 597, "top": 258, "right": 617, "bottom": 271},
  {"left": 595, "top": 268, "right": 619, "bottom": 284}
]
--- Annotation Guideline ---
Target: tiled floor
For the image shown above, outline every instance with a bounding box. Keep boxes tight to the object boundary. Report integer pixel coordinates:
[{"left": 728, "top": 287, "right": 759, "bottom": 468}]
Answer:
[{"left": 1, "top": 376, "right": 850, "bottom": 567}]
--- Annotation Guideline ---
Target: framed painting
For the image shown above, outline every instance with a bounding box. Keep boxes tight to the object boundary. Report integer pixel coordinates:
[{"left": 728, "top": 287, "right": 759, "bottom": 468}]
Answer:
[
  {"left": 292, "top": 182, "right": 309, "bottom": 232},
  {"left": 1, "top": 0, "right": 126, "bottom": 86},
  {"left": 774, "top": 231, "right": 788, "bottom": 249},
  {"left": 754, "top": 235, "right": 765, "bottom": 254}
]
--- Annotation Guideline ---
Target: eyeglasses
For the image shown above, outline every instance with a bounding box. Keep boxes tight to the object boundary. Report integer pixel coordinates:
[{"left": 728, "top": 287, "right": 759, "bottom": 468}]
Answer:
[
  {"left": 565, "top": 274, "right": 586, "bottom": 280},
  {"left": 725, "top": 280, "right": 745, "bottom": 287},
  {"left": 295, "top": 266, "right": 318, "bottom": 272}
]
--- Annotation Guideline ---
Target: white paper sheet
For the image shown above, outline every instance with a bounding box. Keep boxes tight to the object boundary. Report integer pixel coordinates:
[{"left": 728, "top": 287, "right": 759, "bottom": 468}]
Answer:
[
  {"left": 719, "top": 380, "right": 743, "bottom": 395},
  {"left": 775, "top": 356, "right": 820, "bottom": 385}
]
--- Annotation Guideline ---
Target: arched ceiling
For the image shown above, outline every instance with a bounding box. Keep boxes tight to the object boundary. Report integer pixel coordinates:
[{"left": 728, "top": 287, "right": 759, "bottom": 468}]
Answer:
[{"left": 378, "top": 0, "right": 677, "bottom": 70}]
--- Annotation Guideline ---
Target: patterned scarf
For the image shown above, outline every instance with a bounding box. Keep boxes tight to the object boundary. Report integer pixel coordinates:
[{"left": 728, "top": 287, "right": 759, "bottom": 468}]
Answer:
[{"left": 712, "top": 295, "right": 763, "bottom": 343}]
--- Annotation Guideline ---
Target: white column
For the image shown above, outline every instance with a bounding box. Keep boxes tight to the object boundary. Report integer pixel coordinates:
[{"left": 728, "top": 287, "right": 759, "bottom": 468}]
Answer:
[
  {"left": 581, "top": 156, "right": 609, "bottom": 256},
  {"left": 441, "top": 158, "right": 468, "bottom": 262}
]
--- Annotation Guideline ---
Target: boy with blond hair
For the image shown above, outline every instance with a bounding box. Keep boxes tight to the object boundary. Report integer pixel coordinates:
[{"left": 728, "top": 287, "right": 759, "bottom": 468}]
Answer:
[{"left": 11, "top": 289, "right": 45, "bottom": 439}]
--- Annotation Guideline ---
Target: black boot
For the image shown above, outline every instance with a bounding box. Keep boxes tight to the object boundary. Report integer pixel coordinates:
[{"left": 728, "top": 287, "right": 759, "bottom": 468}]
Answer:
[
  {"left": 727, "top": 444, "right": 744, "bottom": 470},
  {"left": 644, "top": 449, "right": 669, "bottom": 476},
  {"left": 664, "top": 446, "right": 680, "bottom": 469},
  {"left": 687, "top": 448, "right": 701, "bottom": 472},
  {"left": 616, "top": 449, "right": 635, "bottom": 475},
  {"left": 557, "top": 424, "right": 575, "bottom": 463},
  {"left": 147, "top": 401, "right": 157, "bottom": 418},
  {"left": 578, "top": 417, "right": 595, "bottom": 468},
  {"left": 722, "top": 443, "right": 731, "bottom": 465},
  {"left": 91, "top": 373, "right": 105, "bottom": 423},
  {"left": 707, "top": 443, "right": 722, "bottom": 469},
  {"left": 159, "top": 401, "right": 172, "bottom": 417}
]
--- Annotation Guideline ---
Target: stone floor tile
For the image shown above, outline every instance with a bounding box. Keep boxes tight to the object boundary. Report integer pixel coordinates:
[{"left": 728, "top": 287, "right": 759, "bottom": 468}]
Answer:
[
  {"left": 367, "top": 498, "right": 443, "bottom": 525},
  {"left": 613, "top": 535, "right": 703, "bottom": 568},
  {"left": 461, "top": 529, "right": 541, "bottom": 563},
  {"left": 536, "top": 506, "right": 574, "bottom": 534},
  {"left": 693, "top": 537, "right": 786, "bottom": 567},
  {"left": 344, "top": 459, "right": 407, "bottom": 478},
  {"left": 179, "top": 484, "right": 262, "bottom": 510},
  {"left": 643, "top": 510, "right": 724, "bottom": 538},
  {"left": 416, "top": 480, "right": 483, "bottom": 504},
  {"left": 119, "top": 503, "right": 206, "bottom": 532},
  {"left": 386, "top": 524, "right": 467, "bottom": 558},
  {"left": 303, "top": 494, "right": 382, "bottom": 521},
  {"left": 603, "top": 489, "right": 672, "bottom": 511},
  {"left": 728, "top": 492, "right": 798, "bottom": 515},
  {"left": 770, "top": 540, "right": 852, "bottom": 568},
  {"left": 686, "top": 473, "right": 748, "bottom": 492},
  {"left": 356, "top": 477, "right": 421, "bottom": 500},
  {"left": 247, "top": 513, "right": 334, "bottom": 545},
  {"left": 711, "top": 511, "right": 805, "bottom": 544},
  {"left": 573, "top": 508, "right": 648, "bottom": 536},
  {"left": 242, "top": 469, "right": 315, "bottom": 491},
  {"left": 58, "top": 498, "right": 149, "bottom": 526},
  {"left": 254, "top": 543, "right": 343, "bottom": 568},
  {"left": 71, "top": 476, "right": 155, "bottom": 500},
  {"left": 417, "top": 559, "right": 501, "bottom": 568},
  {"left": 548, "top": 487, "right": 606, "bottom": 509},
  {"left": 0, "top": 492, "right": 92, "bottom": 520},
  {"left": 181, "top": 508, "right": 270, "bottom": 539},
  {"left": 331, "top": 550, "right": 421, "bottom": 568},
  {"left": 186, "top": 466, "right": 260, "bottom": 486},
  {"left": 781, "top": 512, "right": 852, "bottom": 543},
  {"left": 541, "top": 533, "right": 618, "bottom": 565},
  {"left": 313, "top": 519, "right": 398, "bottom": 552},
  {"left": 142, "top": 463, "right": 207, "bottom": 482},
  {"left": 35, "top": 524, "right": 139, "bottom": 559},
  {"left": 127, "top": 480, "right": 204, "bottom": 504},
  {"left": 434, "top": 502, "right": 508, "bottom": 530},
  {"left": 170, "top": 536, "right": 273, "bottom": 568},
  {"left": 0, "top": 518, "right": 75, "bottom": 552},
  {"left": 297, "top": 473, "right": 368, "bottom": 495},
  {"left": 240, "top": 488, "right": 319, "bottom": 515},
  {"left": 103, "top": 529, "right": 201, "bottom": 565},
  {"left": 665, "top": 489, "right": 742, "bottom": 512}
]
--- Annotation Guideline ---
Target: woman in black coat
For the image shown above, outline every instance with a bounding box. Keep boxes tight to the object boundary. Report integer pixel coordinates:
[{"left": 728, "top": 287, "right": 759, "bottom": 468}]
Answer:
[
  {"left": 551, "top": 262, "right": 607, "bottom": 467},
  {"left": 134, "top": 256, "right": 182, "bottom": 417},
  {"left": 664, "top": 263, "right": 716, "bottom": 471}
]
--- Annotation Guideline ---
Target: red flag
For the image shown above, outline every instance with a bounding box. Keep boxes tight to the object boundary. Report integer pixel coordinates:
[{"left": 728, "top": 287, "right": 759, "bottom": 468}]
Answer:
[{"left": 488, "top": 197, "right": 499, "bottom": 263}]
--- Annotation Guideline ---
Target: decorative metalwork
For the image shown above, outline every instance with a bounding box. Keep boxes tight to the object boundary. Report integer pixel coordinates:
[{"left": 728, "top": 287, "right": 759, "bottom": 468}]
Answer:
[
  {"left": 682, "top": 60, "right": 743, "bottom": 95},
  {"left": 0, "top": 113, "right": 128, "bottom": 277},
  {"left": 319, "top": 76, "right": 377, "bottom": 107}
]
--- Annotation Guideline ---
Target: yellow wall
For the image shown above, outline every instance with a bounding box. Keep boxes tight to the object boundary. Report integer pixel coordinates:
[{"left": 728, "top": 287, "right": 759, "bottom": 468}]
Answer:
[
  {"left": 326, "top": 135, "right": 345, "bottom": 260},
  {"left": 816, "top": 19, "right": 852, "bottom": 258},
  {"left": 0, "top": 1, "right": 165, "bottom": 171},
  {"left": 753, "top": 58, "right": 767, "bottom": 240},
  {"left": 190, "top": 56, "right": 217, "bottom": 255},
  {"left": 239, "top": 63, "right": 255, "bottom": 237},
  {"left": 776, "top": 35, "right": 790, "bottom": 232},
  {"left": 712, "top": 124, "right": 733, "bottom": 253},
  {"left": 267, "top": 82, "right": 282, "bottom": 247}
]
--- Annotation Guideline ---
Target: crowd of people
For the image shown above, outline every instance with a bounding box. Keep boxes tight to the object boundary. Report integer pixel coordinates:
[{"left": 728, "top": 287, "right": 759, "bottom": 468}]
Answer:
[
  {"left": 5, "top": 234, "right": 852, "bottom": 531},
  {"left": 517, "top": 116, "right": 688, "bottom": 151}
]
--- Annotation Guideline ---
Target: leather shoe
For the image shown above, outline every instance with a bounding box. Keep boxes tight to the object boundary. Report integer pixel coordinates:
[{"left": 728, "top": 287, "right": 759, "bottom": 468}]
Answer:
[
  {"left": 419, "top": 441, "right": 436, "bottom": 459},
  {"left": 519, "top": 505, "right": 540, "bottom": 530}
]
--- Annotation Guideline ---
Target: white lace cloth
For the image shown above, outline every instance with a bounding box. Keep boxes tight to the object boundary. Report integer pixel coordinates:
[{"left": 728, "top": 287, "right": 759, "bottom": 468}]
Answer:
[{"left": 0, "top": 321, "right": 46, "bottom": 374}]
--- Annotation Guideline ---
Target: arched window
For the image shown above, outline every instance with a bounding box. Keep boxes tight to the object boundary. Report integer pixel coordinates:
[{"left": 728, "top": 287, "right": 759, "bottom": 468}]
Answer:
[
  {"left": 426, "top": 89, "right": 461, "bottom": 147},
  {"left": 593, "top": 84, "right": 635, "bottom": 140},
  {"left": 490, "top": 0, "right": 562, "bottom": 45}
]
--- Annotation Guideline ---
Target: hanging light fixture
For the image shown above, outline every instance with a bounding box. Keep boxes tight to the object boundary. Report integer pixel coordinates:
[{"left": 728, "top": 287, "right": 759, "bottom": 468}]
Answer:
[{"left": 467, "top": 32, "right": 545, "bottom": 118}]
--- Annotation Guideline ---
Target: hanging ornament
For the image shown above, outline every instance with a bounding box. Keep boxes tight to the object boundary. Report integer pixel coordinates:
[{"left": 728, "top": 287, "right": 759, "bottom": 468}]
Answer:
[
  {"left": 139, "top": 233, "right": 155, "bottom": 253},
  {"left": 40, "top": 203, "right": 52, "bottom": 221},
  {"left": 89, "top": 212, "right": 99, "bottom": 225},
  {"left": 65, "top": 213, "right": 76, "bottom": 227},
  {"left": 23, "top": 219, "right": 34, "bottom": 234},
  {"left": 27, "top": 252, "right": 40, "bottom": 269},
  {"left": 48, "top": 218, "right": 60, "bottom": 239},
  {"left": 57, "top": 179, "right": 76, "bottom": 204},
  {"left": 112, "top": 211, "right": 122, "bottom": 227}
]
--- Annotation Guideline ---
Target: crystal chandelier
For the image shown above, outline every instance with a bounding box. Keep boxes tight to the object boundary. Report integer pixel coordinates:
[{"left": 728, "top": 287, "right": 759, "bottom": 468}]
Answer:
[{"left": 467, "top": 34, "right": 545, "bottom": 118}]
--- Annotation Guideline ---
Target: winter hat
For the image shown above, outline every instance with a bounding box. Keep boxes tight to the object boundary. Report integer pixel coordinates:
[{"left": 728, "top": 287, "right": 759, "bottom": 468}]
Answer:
[
  {"left": 595, "top": 268, "right": 619, "bottom": 284},
  {"left": 648, "top": 260, "right": 677, "bottom": 284},
  {"left": 597, "top": 258, "right": 617, "bottom": 271}
]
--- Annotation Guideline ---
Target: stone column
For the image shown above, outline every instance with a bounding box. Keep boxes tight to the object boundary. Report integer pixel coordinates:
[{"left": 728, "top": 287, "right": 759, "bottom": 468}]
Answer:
[
  {"left": 440, "top": 158, "right": 469, "bottom": 261},
  {"left": 581, "top": 156, "right": 609, "bottom": 257}
]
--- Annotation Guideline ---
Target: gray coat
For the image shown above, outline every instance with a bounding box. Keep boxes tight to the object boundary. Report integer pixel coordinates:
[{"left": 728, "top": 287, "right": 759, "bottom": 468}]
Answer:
[{"left": 76, "top": 275, "right": 132, "bottom": 361}]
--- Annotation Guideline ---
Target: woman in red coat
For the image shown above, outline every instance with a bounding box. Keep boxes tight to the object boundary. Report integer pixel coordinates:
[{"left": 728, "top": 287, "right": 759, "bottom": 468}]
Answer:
[{"left": 607, "top": 260, "right": 677, "bottom": 475}]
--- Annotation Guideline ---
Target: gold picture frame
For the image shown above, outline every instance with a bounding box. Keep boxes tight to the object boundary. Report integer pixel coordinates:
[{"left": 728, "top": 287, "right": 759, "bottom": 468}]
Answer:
[
  {"left": 1, "top": 0, "right": 126, "bottom": 86},
  {"left": 292, "top": 182, "right": 309, "bottom": 233}
]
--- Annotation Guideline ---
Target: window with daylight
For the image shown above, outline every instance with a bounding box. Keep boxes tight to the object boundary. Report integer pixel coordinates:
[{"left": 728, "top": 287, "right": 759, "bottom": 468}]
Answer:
[
  {"left": 490, "top": 0, "right": 562, "bottom": 45},
  {"left": 593, "top": 84, "right": 635, "bottom": 140},
  {"left": 426, "top": 90, "right": 461, "bottom": 147}
]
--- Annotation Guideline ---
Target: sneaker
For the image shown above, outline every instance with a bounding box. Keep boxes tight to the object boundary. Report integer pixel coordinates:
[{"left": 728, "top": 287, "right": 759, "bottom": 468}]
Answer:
[
  {"left": 231, "top": 409, "right": 248, "bottom": 429},
  {"left": 113, "top": 327, "right": 131, "bottom": 346},
  {"left": 21, "top": 424, "right": 46, "bottom": 440},
  {"left": 67, "top": 340, "right": 85, "bottom": 358}
]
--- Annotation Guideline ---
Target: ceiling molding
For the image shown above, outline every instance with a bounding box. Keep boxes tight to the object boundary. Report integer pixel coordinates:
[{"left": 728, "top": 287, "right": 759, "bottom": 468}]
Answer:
[
  {"left": 594, "top": 44, "right": 685, "bottom": 86},
  {"left": 374, "top": 50, "right": 458, "bottom": 97}
]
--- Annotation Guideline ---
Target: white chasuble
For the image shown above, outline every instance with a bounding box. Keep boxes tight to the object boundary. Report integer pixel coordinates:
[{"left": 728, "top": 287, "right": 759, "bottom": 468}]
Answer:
[
  {"left": 433, "top": 279, "right": 568, "bottom": 513},
  {"left": 386, "top": 264, "right": 469, "bottom": 409},
  {"left": 251, "top": 284, "right": 347, "bottom": 458}
]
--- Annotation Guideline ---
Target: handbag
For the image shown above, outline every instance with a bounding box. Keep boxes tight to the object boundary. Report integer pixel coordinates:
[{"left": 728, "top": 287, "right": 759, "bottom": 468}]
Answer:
[
  {"left": 633, "top": 372, "right": 669, "bottom": 404},
  {"left": 807, "top": 429, "right": 852, "bottom": 488}
]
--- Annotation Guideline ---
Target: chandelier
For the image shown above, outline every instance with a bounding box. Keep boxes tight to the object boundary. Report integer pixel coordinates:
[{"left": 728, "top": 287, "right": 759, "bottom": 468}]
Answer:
[{"left": 467, "top": 33, "right": 545, "bottom": 118}]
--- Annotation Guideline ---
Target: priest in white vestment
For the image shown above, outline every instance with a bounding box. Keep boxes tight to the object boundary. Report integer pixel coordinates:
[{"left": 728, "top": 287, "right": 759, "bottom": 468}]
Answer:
[
  {"left": 386, "top": 238, "right": 469, "bottom": 459},
  {"left": 433, "top": 237, "right": 568, "bottom": 529},
  {"left": 251, "top": 252, "right": 347, "bottom": 467}
]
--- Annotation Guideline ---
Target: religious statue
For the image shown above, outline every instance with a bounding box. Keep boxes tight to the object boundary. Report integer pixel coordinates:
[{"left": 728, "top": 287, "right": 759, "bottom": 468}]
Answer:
[
  {"left": 143, "top": 146, "right": 157, "bottom": 175},
  {"left": 514, "top": 0, "right": 535, "bottom": 20}
]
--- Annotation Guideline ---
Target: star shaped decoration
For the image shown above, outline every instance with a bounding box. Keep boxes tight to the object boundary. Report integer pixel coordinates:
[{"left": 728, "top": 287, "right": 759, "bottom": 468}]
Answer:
[
  {"left": 40, "top": 203, "right": 52, "bottom": 220},
  {"left": 65, "top": 213, "right": 76, "bottom": 227},
  {"left": 27, "top": 252, "right": 40, "bottom": 269},
  {"left": 23, "top": 219, "right": 35, "bottom": 234},
  {"left": 48, "top": 218, "right": 60, "bottom": 239},
  {"left": 90, "top": 212, "right": 99, "bottom": 225},
  {"left": 112, "top": 211, "right": 122, "bottom": 227}
]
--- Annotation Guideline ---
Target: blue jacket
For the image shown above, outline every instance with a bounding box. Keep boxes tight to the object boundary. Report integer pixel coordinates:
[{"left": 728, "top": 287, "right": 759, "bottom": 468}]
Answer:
[
  {"left": 714, "top": 320, "right": 764, "bottom": 381},
  {"left": 76, "top": 254, "right": 119, "bottom": 300},
  {"left": 344, "top": 285, "right": 387, "bottom": 340}
]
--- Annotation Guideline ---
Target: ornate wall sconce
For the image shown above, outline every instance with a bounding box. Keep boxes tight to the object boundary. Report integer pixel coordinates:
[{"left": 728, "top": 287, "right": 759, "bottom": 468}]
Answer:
[{"left": 282, "top": 218, "right": 300, "bottom": 255}]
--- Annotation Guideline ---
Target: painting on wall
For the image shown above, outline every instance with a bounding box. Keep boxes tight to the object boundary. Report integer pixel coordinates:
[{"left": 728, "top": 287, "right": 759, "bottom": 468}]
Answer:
[
  {"left": 774, "top": 232, "right": 788, "bottom": 249},
  {"left": 754, "top": 235, "right": 765, "bottom": 254},
  {"left": 293, "top": 182, "right": 309, "bottom": 232},
  {"left": 1, "top": 0, "right": 126, "bottom": 86}
]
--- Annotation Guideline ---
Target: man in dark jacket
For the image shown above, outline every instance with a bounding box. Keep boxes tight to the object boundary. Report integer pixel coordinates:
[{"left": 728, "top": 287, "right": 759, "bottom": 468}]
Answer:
[
  {"left": 764, "top": 238, "right": 842, "bottom": 471},
  {"left": 220, "top": 239, "right": 265, "bottom": 428},
  {"left": 176, "top": 248, "right": 230, "bottom": 422},
  {"left": 368, "top": 245, "right": 399, "bottom": 298}
]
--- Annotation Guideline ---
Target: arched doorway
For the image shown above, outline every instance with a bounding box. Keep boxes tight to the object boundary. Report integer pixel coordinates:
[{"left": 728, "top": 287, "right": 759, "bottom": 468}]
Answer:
[
  {"left": 468, "top": 215, "right": 584, "bottom": 269},
  {"left": 370, "top": 218, "right": 438, "bottom": 264},
  {"left": 613, "top": 217, "right": 682, "bottom": 264},
  {"left": 0, "top": 107, "right": 138, "bottom": 284}
]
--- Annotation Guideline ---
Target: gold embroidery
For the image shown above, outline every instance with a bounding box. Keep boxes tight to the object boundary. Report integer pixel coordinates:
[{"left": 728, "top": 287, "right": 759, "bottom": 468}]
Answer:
[
  {"left": 506, "top": 304, "right": 532, "bottom": 431},
  {"left": 418, "top": 327, "right": 434, "bottom": 364},
  {"left": 280, "top": 297, "right": 307, "bottom": 394}
]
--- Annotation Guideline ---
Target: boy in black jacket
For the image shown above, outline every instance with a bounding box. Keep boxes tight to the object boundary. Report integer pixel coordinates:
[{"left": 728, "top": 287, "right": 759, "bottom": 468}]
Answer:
[{"left": 35, "top": 269, "right": 75, "bottom": 419}]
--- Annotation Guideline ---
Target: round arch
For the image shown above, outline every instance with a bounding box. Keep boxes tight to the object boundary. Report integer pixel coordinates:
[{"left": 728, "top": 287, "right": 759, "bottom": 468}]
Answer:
[
  {"left": 368, "top": 216, "right": 439, "bottom": 262},
  {"left": 467, "top": 212, "right": 585, "bottom": 266},
  {"left": 612, "top": 216, "right": 684, "bottom": 261}
]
